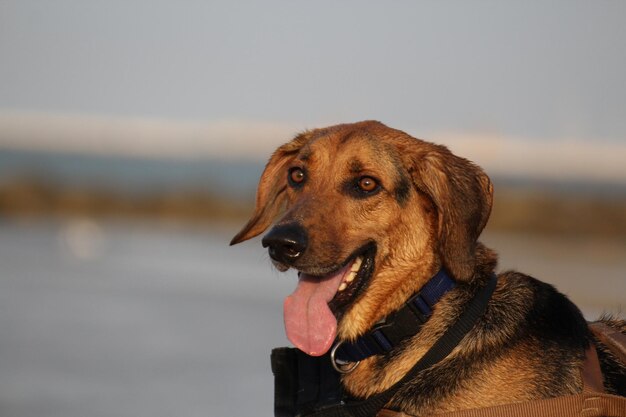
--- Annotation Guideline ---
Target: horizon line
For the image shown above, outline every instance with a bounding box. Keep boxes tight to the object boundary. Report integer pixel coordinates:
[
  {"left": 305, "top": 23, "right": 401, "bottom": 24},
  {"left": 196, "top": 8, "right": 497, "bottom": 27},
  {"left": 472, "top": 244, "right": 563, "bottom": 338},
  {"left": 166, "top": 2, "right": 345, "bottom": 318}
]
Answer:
[{"left": 1, "top": 110, "right": 625, "bottom": 184}]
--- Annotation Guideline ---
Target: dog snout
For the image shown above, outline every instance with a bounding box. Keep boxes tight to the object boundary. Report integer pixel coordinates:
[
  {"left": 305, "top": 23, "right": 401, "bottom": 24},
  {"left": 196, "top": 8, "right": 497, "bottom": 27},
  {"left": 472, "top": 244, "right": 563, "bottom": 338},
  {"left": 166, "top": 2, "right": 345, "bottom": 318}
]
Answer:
[{"left": 262, "top": 223, "right": 308, "bottom": 264}]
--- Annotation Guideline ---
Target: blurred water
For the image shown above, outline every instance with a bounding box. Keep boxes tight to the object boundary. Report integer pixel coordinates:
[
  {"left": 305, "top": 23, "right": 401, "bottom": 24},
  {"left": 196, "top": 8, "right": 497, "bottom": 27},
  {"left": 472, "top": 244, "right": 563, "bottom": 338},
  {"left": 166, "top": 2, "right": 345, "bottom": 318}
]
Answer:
[
  {"left": 0, "top": 220, "right": 623, "bottom": 417},
  {"left": 0, "top": 220, "right": 293, "bottom": 417}
]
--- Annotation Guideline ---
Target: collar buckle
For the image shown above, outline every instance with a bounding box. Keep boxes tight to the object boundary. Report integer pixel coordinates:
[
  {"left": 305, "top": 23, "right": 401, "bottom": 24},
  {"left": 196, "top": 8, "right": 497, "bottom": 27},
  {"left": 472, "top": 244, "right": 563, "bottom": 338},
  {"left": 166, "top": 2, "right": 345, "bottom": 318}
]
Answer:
[{"left": 330, "top": 341, "right": 361, "bottom": 374}]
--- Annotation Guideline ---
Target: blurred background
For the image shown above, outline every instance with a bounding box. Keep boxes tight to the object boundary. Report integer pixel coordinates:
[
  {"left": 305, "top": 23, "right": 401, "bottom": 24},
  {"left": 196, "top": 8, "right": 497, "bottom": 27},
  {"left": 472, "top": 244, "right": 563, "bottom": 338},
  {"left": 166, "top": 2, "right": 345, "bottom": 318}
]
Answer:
[{"left": 0, "top": 1, "right": 625, "bottom": 416}]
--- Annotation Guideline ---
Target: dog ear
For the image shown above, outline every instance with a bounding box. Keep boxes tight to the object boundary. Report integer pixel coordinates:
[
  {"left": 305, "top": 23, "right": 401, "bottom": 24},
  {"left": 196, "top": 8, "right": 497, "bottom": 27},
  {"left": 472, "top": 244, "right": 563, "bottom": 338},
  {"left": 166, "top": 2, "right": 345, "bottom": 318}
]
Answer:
[
  {"left": 403, "top": 142, "right": 493, "bottom": 281},
  {"left": 230, "top": 133, "right": 311, "bottom": 245}
]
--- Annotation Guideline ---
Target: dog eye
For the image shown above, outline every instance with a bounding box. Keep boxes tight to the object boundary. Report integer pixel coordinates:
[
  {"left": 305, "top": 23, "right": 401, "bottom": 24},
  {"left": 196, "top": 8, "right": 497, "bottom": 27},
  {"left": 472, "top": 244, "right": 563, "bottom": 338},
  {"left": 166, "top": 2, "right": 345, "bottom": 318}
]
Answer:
[
  {"left": 288, "top": 167, "right": 306, "bottom": 186},
  {"left": 358, "top": 176, "right": 378, "bottom": 193}
]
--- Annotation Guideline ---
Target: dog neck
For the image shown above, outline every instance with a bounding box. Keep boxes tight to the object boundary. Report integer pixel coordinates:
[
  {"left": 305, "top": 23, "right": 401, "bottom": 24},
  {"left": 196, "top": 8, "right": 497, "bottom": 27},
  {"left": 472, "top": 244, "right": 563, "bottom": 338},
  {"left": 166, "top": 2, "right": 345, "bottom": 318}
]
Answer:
[
  {"left": 331, "top": 268, "right": 456, "bottom": 368},
  {"left": 341, "top": 242, "right": 498, "bottom": 399}
]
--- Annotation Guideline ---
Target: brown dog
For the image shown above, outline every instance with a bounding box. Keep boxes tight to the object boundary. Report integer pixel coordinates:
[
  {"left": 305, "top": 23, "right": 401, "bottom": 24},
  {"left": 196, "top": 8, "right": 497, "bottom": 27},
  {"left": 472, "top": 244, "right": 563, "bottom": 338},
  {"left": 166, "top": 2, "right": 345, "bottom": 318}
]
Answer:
[{"left": 231, "top": 121, "right": 625, "bottom": 416}]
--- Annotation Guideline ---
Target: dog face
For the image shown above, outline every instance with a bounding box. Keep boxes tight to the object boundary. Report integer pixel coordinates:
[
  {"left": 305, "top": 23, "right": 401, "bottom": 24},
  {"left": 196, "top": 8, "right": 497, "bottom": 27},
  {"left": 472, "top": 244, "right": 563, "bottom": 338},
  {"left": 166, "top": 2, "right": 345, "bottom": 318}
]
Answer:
[{"left": 231, "top": 121, "right": 493, "bottom": 355}]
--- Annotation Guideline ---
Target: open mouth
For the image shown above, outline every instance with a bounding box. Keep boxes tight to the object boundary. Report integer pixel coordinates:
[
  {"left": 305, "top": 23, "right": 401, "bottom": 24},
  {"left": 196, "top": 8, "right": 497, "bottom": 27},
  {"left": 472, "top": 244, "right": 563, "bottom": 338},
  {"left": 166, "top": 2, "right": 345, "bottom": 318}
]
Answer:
[
  {"left": 327, "top": 244, "right": 376, "bottom": 315},
  {"left": 283, "top": 243, "right": 376, "bottom": 356}
]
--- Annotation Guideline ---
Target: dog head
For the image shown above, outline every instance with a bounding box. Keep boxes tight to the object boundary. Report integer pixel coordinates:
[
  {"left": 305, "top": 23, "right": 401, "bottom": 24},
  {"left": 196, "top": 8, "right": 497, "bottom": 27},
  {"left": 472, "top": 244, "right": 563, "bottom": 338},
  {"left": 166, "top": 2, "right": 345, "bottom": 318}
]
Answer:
[{"left": 230, "top": 121, "right": 493, "bottom": 355}]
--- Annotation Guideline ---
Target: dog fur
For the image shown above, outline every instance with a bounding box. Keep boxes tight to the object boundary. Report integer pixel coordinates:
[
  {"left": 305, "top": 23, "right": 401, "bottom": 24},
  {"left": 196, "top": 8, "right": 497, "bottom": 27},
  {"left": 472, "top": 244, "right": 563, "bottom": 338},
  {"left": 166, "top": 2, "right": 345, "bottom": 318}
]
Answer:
[{"left": 231, "top": 121, "right": 625, "bottom": 415}]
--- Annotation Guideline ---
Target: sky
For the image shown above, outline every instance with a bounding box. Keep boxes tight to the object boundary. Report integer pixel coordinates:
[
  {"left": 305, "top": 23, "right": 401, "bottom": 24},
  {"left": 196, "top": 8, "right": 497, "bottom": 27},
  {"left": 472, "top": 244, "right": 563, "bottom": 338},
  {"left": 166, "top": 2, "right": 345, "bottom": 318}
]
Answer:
[{"left": 0, "top": 1, "right": 625, "bottom": 180}]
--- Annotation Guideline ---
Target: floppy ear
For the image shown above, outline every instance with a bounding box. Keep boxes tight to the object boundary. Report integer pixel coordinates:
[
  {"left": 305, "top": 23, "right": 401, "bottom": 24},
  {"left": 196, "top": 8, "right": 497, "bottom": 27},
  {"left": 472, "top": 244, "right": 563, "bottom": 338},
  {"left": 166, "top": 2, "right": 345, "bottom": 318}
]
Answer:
[
  {"left": 403, "top": 142, "right": 493, "bottom": 281},
  {"left": 230, "top": 133, "right": 311, "bottom": 245}
]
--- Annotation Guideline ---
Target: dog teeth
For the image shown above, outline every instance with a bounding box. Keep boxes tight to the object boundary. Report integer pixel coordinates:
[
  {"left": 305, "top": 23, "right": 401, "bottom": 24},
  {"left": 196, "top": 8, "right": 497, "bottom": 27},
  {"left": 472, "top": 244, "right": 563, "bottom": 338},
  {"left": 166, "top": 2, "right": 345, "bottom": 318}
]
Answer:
[
  {"left": 350, "top": 257, "right": 363, "bottom": 272},
  {"left": 338, "top": 257, "right": 362, "bottom": 292}
]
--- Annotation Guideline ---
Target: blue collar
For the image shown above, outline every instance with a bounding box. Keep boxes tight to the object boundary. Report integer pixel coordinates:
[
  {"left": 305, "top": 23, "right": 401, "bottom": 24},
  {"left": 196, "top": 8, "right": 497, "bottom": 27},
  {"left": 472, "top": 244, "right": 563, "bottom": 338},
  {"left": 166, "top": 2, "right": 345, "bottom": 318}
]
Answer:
[{"left": 331, "top": 269, "right": 456, "bottom": 367}]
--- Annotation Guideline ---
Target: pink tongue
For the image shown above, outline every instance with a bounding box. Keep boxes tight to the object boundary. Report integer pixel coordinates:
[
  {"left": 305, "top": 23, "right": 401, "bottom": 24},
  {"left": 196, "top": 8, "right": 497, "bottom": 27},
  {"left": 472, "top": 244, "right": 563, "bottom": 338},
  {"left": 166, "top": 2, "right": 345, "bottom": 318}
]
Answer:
[{"left": 283, "top": 263, "right": 351, "bottom": 356}]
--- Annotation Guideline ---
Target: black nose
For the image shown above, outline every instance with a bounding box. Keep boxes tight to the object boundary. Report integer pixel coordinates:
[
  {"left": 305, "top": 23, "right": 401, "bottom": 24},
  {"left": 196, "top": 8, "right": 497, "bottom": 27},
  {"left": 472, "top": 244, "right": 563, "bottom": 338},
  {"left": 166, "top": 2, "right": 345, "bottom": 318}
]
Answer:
[{"left": 262, "top": 223, "right": 308, "bottom": 264}]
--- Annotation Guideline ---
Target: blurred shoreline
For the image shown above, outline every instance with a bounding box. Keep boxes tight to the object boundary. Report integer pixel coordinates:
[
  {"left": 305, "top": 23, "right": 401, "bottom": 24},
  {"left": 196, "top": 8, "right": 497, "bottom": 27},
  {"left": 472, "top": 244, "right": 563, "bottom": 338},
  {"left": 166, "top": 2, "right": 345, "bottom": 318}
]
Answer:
[
  {"left": 2, "top": 174, "right": 626, "bottom": 238},
  {"left": 0, "top": 177, "right": 251, "bottom": 225},
  {"left": 1, "top": 148, "right": 626, "bottom": 237}
]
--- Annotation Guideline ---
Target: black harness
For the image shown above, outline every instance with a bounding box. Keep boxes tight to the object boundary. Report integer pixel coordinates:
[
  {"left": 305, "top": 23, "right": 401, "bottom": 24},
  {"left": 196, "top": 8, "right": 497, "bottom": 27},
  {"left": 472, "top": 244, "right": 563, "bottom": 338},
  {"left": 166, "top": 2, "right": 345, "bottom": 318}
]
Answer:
[{"left": 271, "top": 272, "right": 498, "bottom": 417}]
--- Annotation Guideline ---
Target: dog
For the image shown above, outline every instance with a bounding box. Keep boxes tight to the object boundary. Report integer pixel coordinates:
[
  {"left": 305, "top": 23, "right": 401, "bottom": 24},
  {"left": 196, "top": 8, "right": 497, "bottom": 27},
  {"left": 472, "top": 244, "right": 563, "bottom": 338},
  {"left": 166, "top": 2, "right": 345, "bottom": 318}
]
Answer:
[{"left": 230, "top": 121, "right": 625, "bottom": 416}]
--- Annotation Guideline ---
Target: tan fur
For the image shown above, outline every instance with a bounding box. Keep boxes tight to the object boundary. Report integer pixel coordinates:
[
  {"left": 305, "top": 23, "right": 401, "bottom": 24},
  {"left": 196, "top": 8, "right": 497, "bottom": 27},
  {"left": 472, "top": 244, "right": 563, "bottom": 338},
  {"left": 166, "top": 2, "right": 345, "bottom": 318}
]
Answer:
[
  {"left": 337, "top": 192, "right": 438, "bottom": 341},
  {"left": 232, "top": 120, "right": 491, "bottom": 332},
  {"left": 231, "top": 121, "right": 623, "bottom": 416},
  {"left": 434, "top": 343, "right": 543, "bottom": 413},
  {"left": 343, "top": 296, "right": 460, "bottom": 398},
  {"left": 233, "top": 121, "right": 453, "bottom": 337}
]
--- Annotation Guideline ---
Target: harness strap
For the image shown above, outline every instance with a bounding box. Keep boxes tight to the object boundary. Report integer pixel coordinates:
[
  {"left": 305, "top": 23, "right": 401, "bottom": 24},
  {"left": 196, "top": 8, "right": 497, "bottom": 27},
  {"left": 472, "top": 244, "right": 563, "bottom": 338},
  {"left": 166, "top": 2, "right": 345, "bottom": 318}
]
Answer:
[
  {"left": 581, "top": 345, "right": 604, "bottom": 394},
  {"left": 377, "top": 392, "right": 626, "bottom": 417},
  {"left": 377, "top": 345, "right": 626, "bottom": 417}
]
